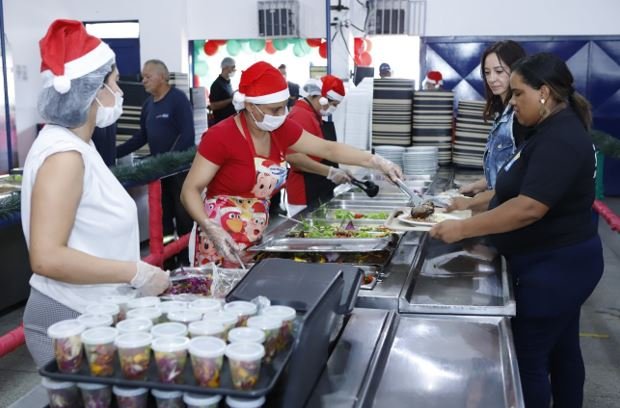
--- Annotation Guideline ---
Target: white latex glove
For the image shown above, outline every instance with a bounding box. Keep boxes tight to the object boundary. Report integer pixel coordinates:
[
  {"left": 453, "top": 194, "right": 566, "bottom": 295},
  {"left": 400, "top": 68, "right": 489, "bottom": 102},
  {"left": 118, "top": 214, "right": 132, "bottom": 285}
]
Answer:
[
  {"left": 327, "top": 167, "right": 352, "bottom": 185},
  {"left": 369, "top": 154, "right": 403, "bottom": 181},
  {"left": 200, "top": 218, "right": 241, "bottom": 262},
  {"left": 131, "top": 261, "right": 170, "bottom": 296}
]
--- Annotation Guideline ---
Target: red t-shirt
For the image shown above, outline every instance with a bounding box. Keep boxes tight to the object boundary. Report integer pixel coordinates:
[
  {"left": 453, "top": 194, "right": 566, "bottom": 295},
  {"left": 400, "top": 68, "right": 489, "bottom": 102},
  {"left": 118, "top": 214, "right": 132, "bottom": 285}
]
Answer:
[
  {"left": 286, "top": 99, "right": 325, "bottom": 205},
  {"left": 198, "top": 114, "right": 303, "bottom": 198}
]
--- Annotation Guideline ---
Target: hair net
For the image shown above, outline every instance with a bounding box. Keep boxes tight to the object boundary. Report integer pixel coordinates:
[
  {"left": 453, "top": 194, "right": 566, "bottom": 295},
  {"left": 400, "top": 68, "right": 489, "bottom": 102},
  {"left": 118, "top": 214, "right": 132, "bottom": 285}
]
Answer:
[
  {"left": 221, "top": 57, "right": 235, "bottom": 69},
  {"left": 37, "top": 58, "right": 114, "bottom": 128},
  {"left": 301, "top": 78, "right": 322, "bottom": 98}
]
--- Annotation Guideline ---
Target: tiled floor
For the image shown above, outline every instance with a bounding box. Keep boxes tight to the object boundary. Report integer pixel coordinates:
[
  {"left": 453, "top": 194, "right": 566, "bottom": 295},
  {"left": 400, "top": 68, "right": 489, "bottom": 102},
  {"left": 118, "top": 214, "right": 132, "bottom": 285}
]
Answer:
[{"left": 1, "top": 199, "right": 620, "bottom": 407}]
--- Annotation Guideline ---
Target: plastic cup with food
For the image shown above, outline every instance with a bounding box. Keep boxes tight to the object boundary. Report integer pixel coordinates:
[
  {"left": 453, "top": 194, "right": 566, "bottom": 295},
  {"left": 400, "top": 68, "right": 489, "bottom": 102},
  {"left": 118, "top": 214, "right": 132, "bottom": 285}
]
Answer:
[
  {"left": 225, "top": 342, "right": 265, "bottom": 390},
  {"left": 152, "top": 336, "right": 190, "bottom": 384},
  {"left": 227, "top": 327, "right": 265, "bottom": 345},
  {"left": 159, "top": 301, "right": 189, "bottom": 322},
  {"left": 116, "top": 317, "right": 153, "bottom": 335},
  {"left": 188, "top": 320, "right": 226, "bottom": 340},
  {"left": 261, "top": 305, "right": 296, "bottom": 351},
  {"left": 127, "top": 296, "right": 161, "bottom": 311},
  {"left": 126, "top": 307, "right": 162, "bottom": 325},
  {"left": 101, "top": 293, "right": 136, "bottom": 321},
  {"left": 77, "top": 382, "right": 112, "bottom": 408},
  {"left": 47, "top": 319, "right": 86, "bottom": 374},
  {"left": 152, "top": 389, "right": 184, "bottom": 408},
  {"left": 223, "top": 301, "right": 257, "bottom": 327},
  {"left": 202, "top": 310, "right": 238, "bottom": 339},
  {"left": 151, "top": 322, "right": 188, "bottom": 338},
  {"left": 115, "top": 332, "right": 153, "bottom": 380},
  {"left": 112, "top": 386, "right": 148, "bottom": 408},
  {"left": 85, "top": 303, "right": 121, "bottom": 325},
  {"left": 247, "top": 315, "right": 282, "bottom": 363},
  {"left": 42, "top": 378, "right": 81, "bottom": 408},
  {"left": 188, "top": 336, "right": 226, "bottom": 388},
  {"left": 77, "top": 313, "right": 113, "bottom": 329},
  {"left": 225, "top": 395, "right": 266, "bottom": 408},
  {"left": 184, "top": 392, "right": 222, "bottom": 408},
  {"left": 189, "top": 298, "right": 222, "bottom": 316},
  {"left": 167, "top": 309, "right": 203, "bottom": 325},
  {"left": 81, "top": 326, "right": 118, "bottom": 377}
]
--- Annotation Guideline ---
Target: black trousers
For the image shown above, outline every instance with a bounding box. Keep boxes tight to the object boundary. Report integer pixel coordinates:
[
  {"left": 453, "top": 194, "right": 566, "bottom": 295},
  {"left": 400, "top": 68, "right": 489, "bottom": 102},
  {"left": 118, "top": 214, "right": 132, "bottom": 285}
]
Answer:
[{"left": 161, "top": 172, "right": 193, "bottom": 236}]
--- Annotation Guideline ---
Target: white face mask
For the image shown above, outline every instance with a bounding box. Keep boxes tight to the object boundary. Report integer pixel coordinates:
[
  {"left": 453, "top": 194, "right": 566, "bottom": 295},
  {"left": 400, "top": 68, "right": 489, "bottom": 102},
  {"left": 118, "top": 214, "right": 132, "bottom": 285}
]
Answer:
[
  {"left": 320, "top": 105, "right": 338, "bottom": 116},
  {"left": 251, "top": 105, "right": 288, "bottom": 132},
  {"left": 95, "top": 83, "right": 123, "bottom": 128},
  {"left": 228, "top": 70, "right": 236, "bottom": 78}
]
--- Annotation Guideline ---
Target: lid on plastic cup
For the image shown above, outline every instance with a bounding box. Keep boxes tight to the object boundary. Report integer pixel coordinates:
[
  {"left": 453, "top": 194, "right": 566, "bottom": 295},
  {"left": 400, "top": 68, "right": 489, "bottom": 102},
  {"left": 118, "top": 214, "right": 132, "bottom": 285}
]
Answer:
[
  {"left": 190, "top": 298, "right": 222, "bottom": 314},
  {"left": 228, "top": 327, "right": 265, "bottom": 344},
  {"left": 77, "top": 382, "right": 109, "bottom": 390},
  {"left": 188, "top": 336, "right": 226, "bottom": 358},
  {"left": 167, "top": 310, "right": 203, "bottom": 324},
  {"left": 247, "top": 315, "right": 282, "bottom": 331},
  {"left": 188, "top": 321, "right": 225, "bottom": 337},
  {"left": 126, "top": 307, "right": 162, "bottom": 322},
  {"left": 112, "top": 386, "right": 148, "bottom": 397},
  {"left": 81, "top": 327, "right": 118, "bottom": 345},
  {"left": 159, "top": 301, "right": 189, "bottom": 314},
  {"left": 262, "top": 305, "right": 296, "bottom": 321},
  {"left": 151, "top": 336, "right": 190, "bottom": 353},
  {"left": 85, "top": 303, "right": 120, "bottom": 317},
  {"left": 225, "top": 342, "right": 265, "bottom": 362},
  {"left": 225, "top": 395, "right": 266, "bottom": 408},
  {"left": 152, "top": 388, "right": 183, "bottom": 399},
  {"left": 184, "top": 392, "right": 222, "bottom": 405},
  {"left": 224, "top": 301, "right": 257, "bottom": 317},
  {"left": 77, "top": 313, "right": 113, "bottom": 329},
  {"left": 47, "top": 319, "right": 85, "bottom": 339},
  {"left": 203, "top": 311, "right": 238, "bottom": 327},
  {"left": 150, "top": 322, "right": 188, "bottom": 338},
  {"left": 114, "top": 332, "right": 153, "bottom": 349},
  {"left": 101, "top": 293, "right": 135, "bottom": 305},
  {"left": 116, "top": 318, "right": 153, "bottom": 334},
  {"left": 41, "top": 377, "right": 75, "bottom": 390},
  {"left": 127, "top": 296, "right": 161, "bottom": 310}
]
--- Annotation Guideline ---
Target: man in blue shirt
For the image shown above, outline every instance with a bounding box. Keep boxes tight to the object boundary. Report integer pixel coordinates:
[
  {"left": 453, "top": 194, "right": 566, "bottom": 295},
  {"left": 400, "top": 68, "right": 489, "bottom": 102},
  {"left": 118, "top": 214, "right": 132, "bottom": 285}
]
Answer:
[{"left": 117, "top": 59, "right": 195, "bottom": 263}]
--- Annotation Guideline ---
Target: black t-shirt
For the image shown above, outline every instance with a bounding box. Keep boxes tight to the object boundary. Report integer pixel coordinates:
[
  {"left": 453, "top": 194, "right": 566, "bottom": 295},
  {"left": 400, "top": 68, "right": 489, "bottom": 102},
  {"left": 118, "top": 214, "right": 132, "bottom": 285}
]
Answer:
[
  {"left": 209, "top": 75, "right": 236, "bottom": 124},
  {"left": 488, "top": 108, "right": 597, "bottom": 255}
]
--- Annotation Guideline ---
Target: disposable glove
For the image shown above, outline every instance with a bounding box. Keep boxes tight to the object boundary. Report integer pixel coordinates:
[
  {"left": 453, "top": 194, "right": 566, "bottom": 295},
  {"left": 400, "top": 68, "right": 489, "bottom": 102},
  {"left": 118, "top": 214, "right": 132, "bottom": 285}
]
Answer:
[
  {"left": 369, "top": 154, "right": 403, "bottom": 181},
  {"left": 200, "top": 218, "right": 241, "bottom": 262},
  {"left": 327, "top": 167, "right": 353, "bottom": 184},
  {"left": 131, "top": 261, "right": 170, "bottom": 296}
]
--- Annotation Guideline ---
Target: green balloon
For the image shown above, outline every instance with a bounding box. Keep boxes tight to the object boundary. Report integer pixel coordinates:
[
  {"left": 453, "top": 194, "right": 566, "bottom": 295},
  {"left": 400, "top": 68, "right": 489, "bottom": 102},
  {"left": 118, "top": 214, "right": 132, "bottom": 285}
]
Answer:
[
  {"left": 226, "top": 40, "right": 242, "bottom": 56},
  {"left": 194, "top": 60, "right": 208, "bottom": 76},
  {"left": 299, "top": 39, "right": 311, "bottom": 53},
  {"left": 249, "top": 39, "right": 266, "bottom": 52},
  {"left": 293, "top": 43, "right": 305, "bottom": 57},
  {"left": 287, "top": 38, "right": 298, "bottom": 44},
  {"left": 273, "top": 39, "right": 288, "bottom": 51},
  {"left": 193, "top": 40, "right": 205, "bottom": 54}
]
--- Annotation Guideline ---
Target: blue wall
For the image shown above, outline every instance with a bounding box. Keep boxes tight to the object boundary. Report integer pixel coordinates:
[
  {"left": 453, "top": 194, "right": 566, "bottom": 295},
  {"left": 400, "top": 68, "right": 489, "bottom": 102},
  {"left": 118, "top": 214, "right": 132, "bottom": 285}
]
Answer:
[{"left": 421, "top": 36, "right": 620, "bottom": 195}]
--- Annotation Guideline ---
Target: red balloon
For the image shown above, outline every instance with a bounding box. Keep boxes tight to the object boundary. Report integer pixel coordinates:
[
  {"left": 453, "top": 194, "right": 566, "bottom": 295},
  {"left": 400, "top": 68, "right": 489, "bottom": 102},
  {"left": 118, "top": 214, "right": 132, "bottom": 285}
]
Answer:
[
  {"left": 265, "top": 40, "right": 276, "bottom": 54},
  {"left": 364, "top": 38, "right": 373, "bottom": 52},
  {"left": 358, "top": 51, "right": 372, "bottom": 66},
  {"left": 203, "top": 41, "right": 219, "bottom": 56},
  {"left": 193, "top": 75, "right": 201, "bottom": 87},
  {"left": 306, "top": 38, "right": 323, "bottom": 47},
  {"left": 319, "top": 42, "right": 328, "bottom": 59},
  {"left": 354, "top": 37, "right": 365, "bottom": 55},
  {"left": 212, "top": 39, "right": 227, "bottom": 46}
]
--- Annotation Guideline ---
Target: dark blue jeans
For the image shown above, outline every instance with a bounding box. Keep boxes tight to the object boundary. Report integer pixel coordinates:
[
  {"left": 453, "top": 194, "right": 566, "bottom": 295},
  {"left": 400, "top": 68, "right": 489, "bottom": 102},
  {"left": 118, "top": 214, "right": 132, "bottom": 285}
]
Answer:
[{"left": 507, "top": 235, "right": 604, "bottom": 408}]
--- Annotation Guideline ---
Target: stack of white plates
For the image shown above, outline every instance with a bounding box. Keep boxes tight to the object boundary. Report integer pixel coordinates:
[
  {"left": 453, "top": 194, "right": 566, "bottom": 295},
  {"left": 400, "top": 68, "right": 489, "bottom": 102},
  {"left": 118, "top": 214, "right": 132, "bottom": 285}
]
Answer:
[
  {"left": 374, "top": 145, "right": 406, "bottom": 169},
  {"left": 403, "top": 146, "right": 439, "bottom": 175}
]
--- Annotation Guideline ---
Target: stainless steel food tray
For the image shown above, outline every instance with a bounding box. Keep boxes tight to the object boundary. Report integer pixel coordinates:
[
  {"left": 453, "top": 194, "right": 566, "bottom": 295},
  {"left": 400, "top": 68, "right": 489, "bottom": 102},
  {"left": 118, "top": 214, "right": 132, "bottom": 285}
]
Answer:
[
  {"left": 248, "top": 237, "right": 394, "bottom": 253},
  {"left": 325, "top": 200, "right": 410, "bottom": 209}
]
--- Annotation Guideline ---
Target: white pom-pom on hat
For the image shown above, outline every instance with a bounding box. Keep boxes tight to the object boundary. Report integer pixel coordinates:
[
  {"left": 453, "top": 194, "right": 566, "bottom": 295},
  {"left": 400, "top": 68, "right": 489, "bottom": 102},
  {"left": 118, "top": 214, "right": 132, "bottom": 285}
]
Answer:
[
  {"left": 53, "top": 75, "right": 71, "bottom": 94},
  {"left": 233, "top": 91, "right": 246, "bottom": 111},
  {"left": 319, "top": 97, "right": 328, "bottom": 106}
]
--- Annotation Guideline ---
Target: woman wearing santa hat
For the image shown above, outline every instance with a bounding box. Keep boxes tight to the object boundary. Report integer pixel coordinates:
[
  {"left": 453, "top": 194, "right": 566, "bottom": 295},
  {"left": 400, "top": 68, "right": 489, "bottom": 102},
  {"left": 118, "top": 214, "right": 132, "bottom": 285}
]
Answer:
[
  {"left": 182, "top": 61, "right": 401, "bottom": 266},
  {"left": 285, "top": 74, "right": 352, "bottom": 216},
  {"left": 20, "top": 19, "right": 170, "bottom": 366}
]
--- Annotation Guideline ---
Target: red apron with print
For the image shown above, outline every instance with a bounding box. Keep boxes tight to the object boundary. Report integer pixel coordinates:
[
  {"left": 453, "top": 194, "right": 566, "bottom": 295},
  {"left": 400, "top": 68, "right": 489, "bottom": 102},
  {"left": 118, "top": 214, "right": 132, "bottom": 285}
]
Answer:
[{"left": 193, "top": 115, "right": 288, "bottom": 266}]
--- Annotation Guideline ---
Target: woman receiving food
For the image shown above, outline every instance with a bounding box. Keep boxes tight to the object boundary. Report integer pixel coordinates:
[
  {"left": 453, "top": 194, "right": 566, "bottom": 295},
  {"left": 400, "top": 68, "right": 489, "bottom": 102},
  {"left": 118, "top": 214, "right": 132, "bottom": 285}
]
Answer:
[
  {"left": 181, "top": 61, "right": 401, "bottom": 266},
  {"left": 20, "top": 20, "right": 169, "bottom": 367},
  {"left": 430, "top": 53, "right": 603, "bottom": 408}
]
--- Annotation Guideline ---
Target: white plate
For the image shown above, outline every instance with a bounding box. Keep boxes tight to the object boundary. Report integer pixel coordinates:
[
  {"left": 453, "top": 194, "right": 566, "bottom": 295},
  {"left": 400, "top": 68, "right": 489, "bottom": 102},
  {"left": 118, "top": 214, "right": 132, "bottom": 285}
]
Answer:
[{"left": 396, "top": 209, "right": 471, "bottom": 228}]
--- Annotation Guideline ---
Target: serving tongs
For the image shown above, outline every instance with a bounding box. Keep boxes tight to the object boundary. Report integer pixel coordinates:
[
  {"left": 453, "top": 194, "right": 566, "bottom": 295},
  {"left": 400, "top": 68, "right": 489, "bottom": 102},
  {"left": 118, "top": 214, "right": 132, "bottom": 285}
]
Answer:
[
  {"left": 349, "top": 176, "right": 379, "bottom": 197},
  {"left": 392, "top": 178, "right": 435, "bottom": 218}
]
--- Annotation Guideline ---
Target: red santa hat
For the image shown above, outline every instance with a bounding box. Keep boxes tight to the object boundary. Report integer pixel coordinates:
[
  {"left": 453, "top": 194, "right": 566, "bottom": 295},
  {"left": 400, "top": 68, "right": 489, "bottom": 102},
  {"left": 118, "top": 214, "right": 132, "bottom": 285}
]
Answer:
[
  {"left": 39, "top": 19, "right": 115, "bottom": 94},
  {"left": 233, "top": 61, "right": 289, "bottom": 110},
  {"left": 425, "top": 71, "right": 443, "bottom": 86},
  {"left": 321, "top": 74, "right": 345, "bottom": 103}
]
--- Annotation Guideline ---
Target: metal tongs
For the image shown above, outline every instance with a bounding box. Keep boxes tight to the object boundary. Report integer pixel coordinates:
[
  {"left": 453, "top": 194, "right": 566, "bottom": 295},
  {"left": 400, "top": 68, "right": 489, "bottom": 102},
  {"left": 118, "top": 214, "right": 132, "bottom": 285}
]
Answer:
[
  {"left": 393, "top": 178, "right": 424, "bottom": 207},
  {"left": 349, "top": 176, "right": 379, "bottom": 197}
]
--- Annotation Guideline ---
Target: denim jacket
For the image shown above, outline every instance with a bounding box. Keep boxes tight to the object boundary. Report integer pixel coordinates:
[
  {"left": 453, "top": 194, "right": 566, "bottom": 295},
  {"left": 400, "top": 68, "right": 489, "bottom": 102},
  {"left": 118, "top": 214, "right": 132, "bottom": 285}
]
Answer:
[{"left": 483, "top": 105, "right": 517, "bottom": 189}]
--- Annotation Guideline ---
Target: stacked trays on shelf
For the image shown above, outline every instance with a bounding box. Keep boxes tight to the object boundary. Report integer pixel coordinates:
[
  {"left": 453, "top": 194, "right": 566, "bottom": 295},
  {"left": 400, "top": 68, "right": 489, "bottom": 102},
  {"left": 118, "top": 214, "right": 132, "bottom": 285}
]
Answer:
[
  {"left": 453, "top": 100, "right": 493, "bottom": 169},
  {"left": 411, "top": 90, "right": 454, "bottom": 165},
  {"left": 191, "top": 87, "right": 208, "bottom": 145},
  {"left": 116, "top": 80, "right": 150, "bottom": 156},
  {"left": 372, "top": 78, "right": 415, "bottom": 146},
  {"left": 403, "top": 146, "right": 438, "bottom": 176}
]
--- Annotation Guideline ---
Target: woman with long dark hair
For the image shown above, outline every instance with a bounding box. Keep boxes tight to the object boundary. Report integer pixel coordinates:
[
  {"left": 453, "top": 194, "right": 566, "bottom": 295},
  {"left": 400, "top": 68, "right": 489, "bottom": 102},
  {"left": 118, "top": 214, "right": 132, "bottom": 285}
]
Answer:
[{"left": 431, "top": 53, "right": 603, "bottom": 407}]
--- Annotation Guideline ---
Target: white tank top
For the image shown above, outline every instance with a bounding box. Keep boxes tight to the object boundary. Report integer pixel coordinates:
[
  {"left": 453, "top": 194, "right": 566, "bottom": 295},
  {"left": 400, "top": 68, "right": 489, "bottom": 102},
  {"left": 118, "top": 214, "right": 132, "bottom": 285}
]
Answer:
[{"left": 21, "top": 125, "right": 140, "bottom": 313}]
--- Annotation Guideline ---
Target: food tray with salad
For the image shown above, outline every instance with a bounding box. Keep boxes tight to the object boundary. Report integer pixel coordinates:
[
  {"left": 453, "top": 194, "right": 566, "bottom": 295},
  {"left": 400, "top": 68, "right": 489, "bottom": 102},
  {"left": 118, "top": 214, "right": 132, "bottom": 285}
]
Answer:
[
  {"left": 310, "top": 208, "right": 392, "bottom": 221},
  {"left": 285, "top": 219, "right": 394, "bottom": 239}
]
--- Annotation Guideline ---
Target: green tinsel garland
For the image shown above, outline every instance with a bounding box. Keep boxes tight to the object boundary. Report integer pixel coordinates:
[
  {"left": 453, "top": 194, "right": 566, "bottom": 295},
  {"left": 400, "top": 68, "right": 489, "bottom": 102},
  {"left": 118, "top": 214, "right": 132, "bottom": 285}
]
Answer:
[
  {"left": 0, "top": 148, "right": 197, "bottom": 223},
  {"left": 592, "top": 130, "right": 620, "bottom": 159}
]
